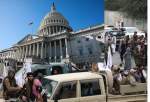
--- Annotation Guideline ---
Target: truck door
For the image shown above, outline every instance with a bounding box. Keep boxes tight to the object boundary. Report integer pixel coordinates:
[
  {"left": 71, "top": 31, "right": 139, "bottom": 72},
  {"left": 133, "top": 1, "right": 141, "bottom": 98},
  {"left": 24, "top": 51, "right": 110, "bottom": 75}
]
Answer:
[
  {"left": 79, "top": 79, "right": 106, "bottom": 102},
  {"left": 52, "top": 81, "right": 79, "bottom": 102}
]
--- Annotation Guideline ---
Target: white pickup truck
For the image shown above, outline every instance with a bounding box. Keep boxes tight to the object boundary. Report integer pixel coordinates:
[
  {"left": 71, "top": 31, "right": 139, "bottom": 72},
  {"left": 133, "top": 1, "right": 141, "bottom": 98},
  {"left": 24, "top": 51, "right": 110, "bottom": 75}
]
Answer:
[{"left": 42, "top": 72, "right": 147, "bottom": 102}]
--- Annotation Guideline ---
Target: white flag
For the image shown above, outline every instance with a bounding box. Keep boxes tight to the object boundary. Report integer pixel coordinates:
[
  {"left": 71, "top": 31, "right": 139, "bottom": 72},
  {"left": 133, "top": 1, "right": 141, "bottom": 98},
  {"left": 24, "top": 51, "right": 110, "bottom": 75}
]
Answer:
[
  {"left": 15, "top": 62, "right": 32, "bottom": 87},
  {"left": 106, "top": 46, "right": 112, "bottom": 69},
  {"left": 3, "top": 65, "right": 8, "bottom": 77}
]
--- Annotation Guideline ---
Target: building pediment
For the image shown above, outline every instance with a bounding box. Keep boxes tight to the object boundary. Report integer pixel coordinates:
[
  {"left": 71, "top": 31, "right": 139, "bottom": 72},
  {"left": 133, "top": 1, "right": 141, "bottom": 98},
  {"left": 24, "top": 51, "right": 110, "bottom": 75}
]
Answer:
[{"left": 16, "top": 34, "right": 40, "bottom": 45}]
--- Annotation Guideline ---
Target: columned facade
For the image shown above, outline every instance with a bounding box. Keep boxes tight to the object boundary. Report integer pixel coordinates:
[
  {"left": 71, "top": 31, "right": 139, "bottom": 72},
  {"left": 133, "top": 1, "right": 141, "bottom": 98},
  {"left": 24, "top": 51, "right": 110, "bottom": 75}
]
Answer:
[
  {"left": 37, "top": 43, "right": 39, "bottom": 57},
  {"left": 65, "top": 38, "right": 69, "bottom": 58},
  {"left": 41, "top": 42, "right": 44, "bottom": 59},
  {"left": 0, "top": 3, "right": 104, "bottom": 65}
]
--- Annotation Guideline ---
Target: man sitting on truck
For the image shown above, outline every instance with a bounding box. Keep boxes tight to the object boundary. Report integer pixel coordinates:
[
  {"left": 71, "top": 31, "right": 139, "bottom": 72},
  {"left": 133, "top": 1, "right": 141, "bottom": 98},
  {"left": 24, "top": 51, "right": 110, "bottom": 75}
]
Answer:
[
  {"left": 127, "top": 69, "right": 137, "bottom": 86},
  {"left": 51, "top": 69, "right": 59, "bottom": 75},
  {"left": 3, "top": 69, "right": 22, "bottom": 100},
  {"left": 20, "top": 72, "right": 35, "bottom": 102},
  {"left": 112, "top": 66, "right": 122, "bottom": 94},
  {"left": 120, "top": 70, "right": 129, "bottom": 85}
]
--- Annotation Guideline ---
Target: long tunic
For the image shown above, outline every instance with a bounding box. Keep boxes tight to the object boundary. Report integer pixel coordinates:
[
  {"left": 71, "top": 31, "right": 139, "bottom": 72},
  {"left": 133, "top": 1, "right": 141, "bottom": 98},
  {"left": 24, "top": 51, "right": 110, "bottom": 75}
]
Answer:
[{"left": 124, "top": 47, "right": 132, "bottom": 70}]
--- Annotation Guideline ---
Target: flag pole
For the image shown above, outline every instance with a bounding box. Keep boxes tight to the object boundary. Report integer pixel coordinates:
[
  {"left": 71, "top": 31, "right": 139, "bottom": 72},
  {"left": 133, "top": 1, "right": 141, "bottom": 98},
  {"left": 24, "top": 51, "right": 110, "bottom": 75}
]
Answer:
[{"left": 28, "top": 22, "right": 34, "bottom": 35}]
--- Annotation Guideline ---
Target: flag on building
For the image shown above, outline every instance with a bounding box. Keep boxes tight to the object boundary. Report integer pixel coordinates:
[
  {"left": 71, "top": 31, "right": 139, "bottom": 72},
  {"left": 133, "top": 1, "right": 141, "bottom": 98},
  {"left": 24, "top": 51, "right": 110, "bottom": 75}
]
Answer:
[{"left": 28, "top": 22, "right": 33, "bottom": 26}]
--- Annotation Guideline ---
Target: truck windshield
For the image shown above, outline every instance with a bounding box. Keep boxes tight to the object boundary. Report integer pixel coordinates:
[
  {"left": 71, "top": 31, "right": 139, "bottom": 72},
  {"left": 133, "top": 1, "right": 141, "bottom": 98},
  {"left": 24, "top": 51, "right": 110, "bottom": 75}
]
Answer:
[{"left": 42, "top": 78, "right": 58, "bottom": 98}]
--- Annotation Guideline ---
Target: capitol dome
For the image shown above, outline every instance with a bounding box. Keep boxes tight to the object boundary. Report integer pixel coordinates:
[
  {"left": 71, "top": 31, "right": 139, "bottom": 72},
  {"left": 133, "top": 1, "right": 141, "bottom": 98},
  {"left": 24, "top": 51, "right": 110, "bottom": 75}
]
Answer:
[{"left": 38, "top": 3, "right": 72, "bottom": 36}]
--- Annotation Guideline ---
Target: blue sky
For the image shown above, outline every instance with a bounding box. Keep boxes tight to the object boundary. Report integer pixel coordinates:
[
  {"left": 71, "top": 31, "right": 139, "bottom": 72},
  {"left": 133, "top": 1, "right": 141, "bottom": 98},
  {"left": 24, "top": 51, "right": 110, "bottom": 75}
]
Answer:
[{"left": 0, "top": 0, "right": 104, "bottom": 50}]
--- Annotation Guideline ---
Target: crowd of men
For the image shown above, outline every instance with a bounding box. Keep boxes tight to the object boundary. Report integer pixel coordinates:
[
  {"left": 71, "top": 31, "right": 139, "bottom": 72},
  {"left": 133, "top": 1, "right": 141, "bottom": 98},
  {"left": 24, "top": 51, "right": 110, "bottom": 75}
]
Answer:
[
  {"left": 2, "top": 69, "right": 44, "bottom": 102},
  {"left": 106, "top": 31, "right": 147, "bottom": 94},
  {"left": 119, "top": 31, "right": 147, "bottom": 69},
  {"left": 2, "top": 68, "right": 59, "bottom": 102},
  {"left": 1, "top": 30, "right": 147, "bottom": 100}
]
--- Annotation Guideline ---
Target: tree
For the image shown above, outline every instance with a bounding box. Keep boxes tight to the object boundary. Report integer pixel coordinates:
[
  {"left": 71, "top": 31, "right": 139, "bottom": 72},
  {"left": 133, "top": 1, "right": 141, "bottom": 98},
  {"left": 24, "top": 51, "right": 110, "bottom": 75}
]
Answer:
[{"left": 105, "top": 0, "right": 147, "bottom": 19}]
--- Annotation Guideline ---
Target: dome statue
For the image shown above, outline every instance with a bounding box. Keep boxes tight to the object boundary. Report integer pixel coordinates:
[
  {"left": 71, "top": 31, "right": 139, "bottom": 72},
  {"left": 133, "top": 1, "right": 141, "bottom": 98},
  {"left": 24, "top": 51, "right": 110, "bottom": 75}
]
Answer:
[{"left": 38, "top": 3, "right": 72, "bottom": 36}]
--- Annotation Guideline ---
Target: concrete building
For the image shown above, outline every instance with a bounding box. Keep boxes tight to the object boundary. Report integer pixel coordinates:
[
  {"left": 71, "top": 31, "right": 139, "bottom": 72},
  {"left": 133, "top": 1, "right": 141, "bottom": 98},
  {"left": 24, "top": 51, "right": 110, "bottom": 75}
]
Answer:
[
  {"left": 0, "top": 3, "right": 104, "bottom": 65},
  {"left": 105, "top": 10, "right": 147, "bottom": 31}
]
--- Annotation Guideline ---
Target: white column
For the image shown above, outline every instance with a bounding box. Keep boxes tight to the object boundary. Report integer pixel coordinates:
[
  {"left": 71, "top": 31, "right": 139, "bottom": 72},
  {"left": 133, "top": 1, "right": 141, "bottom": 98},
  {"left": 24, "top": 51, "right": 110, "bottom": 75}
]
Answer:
[
  {"left": 46, "top": 27, "right": 48, "bottom": 35},
  {"left": 50, "top": 27, "right": 52, "bottom": 34},
  {"left": 49, "top": 42, "right": 51, "bottom": 61},
  {"left": 15, "top": 49, "right": 18, "bottom": 60},
  {"left": 60, "top": 39, "right": 63, "bottom": 60},
  {"left": 44, "top": 43, "right": 47, "bottom": 58},
  {"left": 47, "top": 27, "right": 49, "bottom": 35},
  {"left": 32, "top": 43, "right": 35, "bottom": 56},
  {"left": 56, "top": 26, "right": 58, "bottom": 33},
  {"left": 20, "top": 47, "right": 23, "bottom": 61},
  {"left": 19, "top": 47, "right": 22, "bottom": 61},
  {"left": 11, "top": 51, "right": 13, "bottom": 59},
  {"left": 41, "top": 42, "right": 44, "bottom": 59},
  {"left": 12, "top": 50, "right": 15, "bottom": 59},
  {"left": 9, "top": 51, "right": 11, "bottom": 59},
  {"left": 54, "top": 41, "right": 57, "bottom": 62},
  {"left": 53, "top": 26, "right": 55, "bottom": 34},
  {"left": 49, "top": 27, "right": 51, "bottom": 35},
  {"left": 10, "top": 51, "right": 12, "bottom": 59},
  {"left": 14, "top": 50, "right": 16, "bottom": 59},
  {"left": 22, "top": 47, "right": 24, "bottom": 59},
  {"left": 59, "top": 26, "right": 61, "bottom": 32},
  {"left": 25, "top": 45, "right": 28, "bottom": 58},
  {"left": 60, "top": 26, "right": 62, "bottom": 32},
  {"left": 17, "top": 47, "right": 21, "bottom": 61},
  {"left": 29, "top": 44, "right": 31, "bottom": 56},
  {"left": 27, "top": 45, "right": 29, "bottom": 57},
  {"left": 65, "top": 38, "right": 69, "bottom": 58},
  {"left": 37, "top": 43, "right": 39, "bottom": 57},
  {"left": 23, "top": 46, "right": 25, "bottom": 58}
]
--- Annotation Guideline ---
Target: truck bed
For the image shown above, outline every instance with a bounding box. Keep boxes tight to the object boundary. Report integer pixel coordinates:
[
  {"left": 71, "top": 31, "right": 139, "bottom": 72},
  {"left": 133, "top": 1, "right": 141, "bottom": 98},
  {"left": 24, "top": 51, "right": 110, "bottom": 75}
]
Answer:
[{"left": 108, "top": 94, "right": 147, "bottom": 102}]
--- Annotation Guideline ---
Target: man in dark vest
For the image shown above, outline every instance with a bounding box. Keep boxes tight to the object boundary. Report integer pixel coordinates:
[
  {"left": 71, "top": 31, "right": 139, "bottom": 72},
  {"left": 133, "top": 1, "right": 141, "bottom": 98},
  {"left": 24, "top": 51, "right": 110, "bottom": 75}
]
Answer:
[
  {"left": 20, "top": 72, "right": 35, "bottom": 102},
  {"left": 3, "top": 69, "right": 21, "bottom": 100}
]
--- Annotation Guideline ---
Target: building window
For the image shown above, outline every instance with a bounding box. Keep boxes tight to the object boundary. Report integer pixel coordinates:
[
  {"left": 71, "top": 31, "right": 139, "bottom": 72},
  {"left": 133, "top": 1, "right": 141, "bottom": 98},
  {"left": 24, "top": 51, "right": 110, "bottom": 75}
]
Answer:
[
  {"left": 86, "top": 38, "right": 89, "bottom": 41},
  {"left": 88, "top": 48, "right": 92, "bottom": 55},
  {"left": 97, "top": 36, "right": 101, "bottom": 39},
  {"left": 79, "top": 49, "right": 83, "bottom": 56},
  {"left": 56, "top": 56, "right": 59, "bottom": 59},
  {"left": 54, "top": 26, "right": 56, "bottom": 33},
  {"left": 77, "top": 40, "right": 81, "bottom": 43}
]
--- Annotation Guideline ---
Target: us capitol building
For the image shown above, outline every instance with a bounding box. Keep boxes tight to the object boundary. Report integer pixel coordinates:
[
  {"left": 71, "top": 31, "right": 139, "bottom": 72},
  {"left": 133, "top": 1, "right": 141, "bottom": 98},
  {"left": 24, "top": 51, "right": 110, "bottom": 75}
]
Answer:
[{"left": 0, "top": 3, "right": 104, "bottom": 66}]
